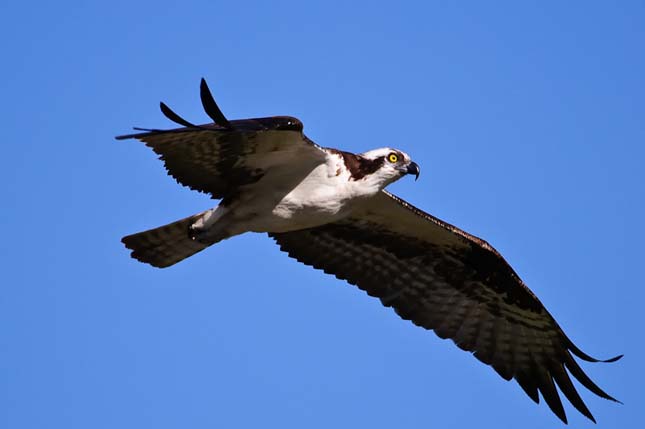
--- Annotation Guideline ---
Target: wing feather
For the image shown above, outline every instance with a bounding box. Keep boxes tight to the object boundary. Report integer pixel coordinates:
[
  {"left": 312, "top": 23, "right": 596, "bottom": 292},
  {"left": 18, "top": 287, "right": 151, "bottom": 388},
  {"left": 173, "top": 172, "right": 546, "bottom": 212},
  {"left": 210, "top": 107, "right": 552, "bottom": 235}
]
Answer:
[
  {"left": 116, "top": 80, "right": 325, "bottom": 199},
  {"left": 199, "top": 78, "right": 232, "bottom": 128},
  {"left": 270, "top": 190, "right": 620, "bottom": 423}
]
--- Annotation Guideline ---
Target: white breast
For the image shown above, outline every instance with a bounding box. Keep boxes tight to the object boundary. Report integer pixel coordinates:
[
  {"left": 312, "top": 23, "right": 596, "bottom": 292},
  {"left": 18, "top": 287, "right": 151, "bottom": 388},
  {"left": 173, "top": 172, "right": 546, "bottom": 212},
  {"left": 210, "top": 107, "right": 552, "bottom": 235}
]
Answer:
[
  {"left": 212, "top": 151, "right": 383, "bottom": 235},
  {"left": 269, "top": 158, "right": 353, "bottom": 230}
]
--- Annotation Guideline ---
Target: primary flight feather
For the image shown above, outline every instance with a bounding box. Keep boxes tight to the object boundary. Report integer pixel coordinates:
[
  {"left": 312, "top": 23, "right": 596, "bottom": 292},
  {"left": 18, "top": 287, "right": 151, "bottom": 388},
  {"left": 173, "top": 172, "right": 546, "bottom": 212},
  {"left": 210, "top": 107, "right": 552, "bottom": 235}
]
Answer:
[{"left": 117, "top": 79, "right": 620, "bottom": 424}]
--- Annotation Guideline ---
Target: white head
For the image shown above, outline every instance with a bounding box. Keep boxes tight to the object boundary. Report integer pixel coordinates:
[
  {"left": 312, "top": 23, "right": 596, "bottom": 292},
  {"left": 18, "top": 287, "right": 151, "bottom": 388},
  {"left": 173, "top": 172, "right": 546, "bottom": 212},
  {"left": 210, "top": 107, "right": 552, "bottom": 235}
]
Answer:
[{"left": 357, "top": 147, "right": 420, "bottom": 188}]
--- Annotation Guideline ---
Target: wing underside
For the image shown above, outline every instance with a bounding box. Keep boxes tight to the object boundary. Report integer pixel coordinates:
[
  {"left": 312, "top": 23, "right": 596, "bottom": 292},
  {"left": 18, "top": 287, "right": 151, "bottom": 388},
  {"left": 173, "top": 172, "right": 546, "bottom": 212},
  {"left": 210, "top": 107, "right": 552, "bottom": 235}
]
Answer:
[
  {"left": 270, "top": 191, "right": 621, "bottom": 424},
  {"left": 116, "top": 78, "right": 326, "bottom": 199}
]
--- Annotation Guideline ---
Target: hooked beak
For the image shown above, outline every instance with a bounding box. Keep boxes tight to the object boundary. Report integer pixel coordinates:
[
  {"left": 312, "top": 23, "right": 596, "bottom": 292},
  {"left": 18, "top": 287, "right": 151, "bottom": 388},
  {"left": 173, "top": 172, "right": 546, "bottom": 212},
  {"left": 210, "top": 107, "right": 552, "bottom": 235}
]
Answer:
[{"left": 406, "top": 161, "right": 420, "bottom": 181}]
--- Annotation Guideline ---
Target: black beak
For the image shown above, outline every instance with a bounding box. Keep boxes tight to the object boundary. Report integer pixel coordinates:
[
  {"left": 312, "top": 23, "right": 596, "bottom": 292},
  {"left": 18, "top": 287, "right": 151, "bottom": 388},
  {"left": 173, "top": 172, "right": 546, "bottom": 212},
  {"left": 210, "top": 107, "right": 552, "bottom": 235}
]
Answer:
[{"left": 406, "top": 162, "right": 420, "bottom": 181}]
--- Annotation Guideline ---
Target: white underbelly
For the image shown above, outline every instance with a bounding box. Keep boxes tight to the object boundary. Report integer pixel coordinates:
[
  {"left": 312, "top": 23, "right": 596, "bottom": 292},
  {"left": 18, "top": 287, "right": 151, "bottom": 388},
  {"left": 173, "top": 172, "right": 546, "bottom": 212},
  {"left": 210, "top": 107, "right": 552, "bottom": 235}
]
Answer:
[
  {"left": 252, "top": 190, "right": 350, "bottom": 232},
  {"left": 217, "top": 161, "right": 375, "bottom": 235},
  {"left": 243, "top": 174, "right": 355, "bottom": 232}
]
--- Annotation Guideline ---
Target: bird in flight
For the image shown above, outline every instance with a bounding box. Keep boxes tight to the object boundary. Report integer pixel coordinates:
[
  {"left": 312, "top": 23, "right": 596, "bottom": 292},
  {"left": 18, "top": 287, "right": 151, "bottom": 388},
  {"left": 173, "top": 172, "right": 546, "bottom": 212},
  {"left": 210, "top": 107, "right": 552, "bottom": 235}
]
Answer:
[{"left": 118, "top": 79, "right": 621, "bottom": 424}]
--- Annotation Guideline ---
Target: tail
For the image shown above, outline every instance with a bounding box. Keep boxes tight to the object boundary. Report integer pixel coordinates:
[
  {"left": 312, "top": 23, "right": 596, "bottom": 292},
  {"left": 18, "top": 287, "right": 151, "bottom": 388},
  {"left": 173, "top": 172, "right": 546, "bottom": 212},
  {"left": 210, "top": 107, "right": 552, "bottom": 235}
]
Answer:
[{"left": 122, "top": 212, "right": 212, "bottom": 268}]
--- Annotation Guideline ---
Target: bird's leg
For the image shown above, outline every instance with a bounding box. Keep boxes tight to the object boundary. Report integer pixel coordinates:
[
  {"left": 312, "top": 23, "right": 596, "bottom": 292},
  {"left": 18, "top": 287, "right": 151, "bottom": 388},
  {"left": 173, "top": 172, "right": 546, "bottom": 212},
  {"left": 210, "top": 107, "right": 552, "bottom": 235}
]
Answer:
[
  {"left": 188, "top": 206, "right": 225, "bottom": 243},
  {"left": 188, "top": 205, "right": 244, "bottom": 244}
]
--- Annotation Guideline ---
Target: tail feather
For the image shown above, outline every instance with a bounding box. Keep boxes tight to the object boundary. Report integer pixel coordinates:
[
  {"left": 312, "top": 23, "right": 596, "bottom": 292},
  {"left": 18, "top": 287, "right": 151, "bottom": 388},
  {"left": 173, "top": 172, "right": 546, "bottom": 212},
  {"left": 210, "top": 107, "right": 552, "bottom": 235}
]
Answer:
[{"left": 122, "top": 213, "right": 211, "bottom": 268}]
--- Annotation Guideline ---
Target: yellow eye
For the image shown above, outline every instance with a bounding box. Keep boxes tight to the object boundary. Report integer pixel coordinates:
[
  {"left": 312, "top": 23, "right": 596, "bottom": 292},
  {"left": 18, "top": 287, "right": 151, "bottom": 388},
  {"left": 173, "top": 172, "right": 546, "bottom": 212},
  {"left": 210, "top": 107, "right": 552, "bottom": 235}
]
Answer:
[{"left": 388, "top": 153, "right": 399, "bottom": 163}]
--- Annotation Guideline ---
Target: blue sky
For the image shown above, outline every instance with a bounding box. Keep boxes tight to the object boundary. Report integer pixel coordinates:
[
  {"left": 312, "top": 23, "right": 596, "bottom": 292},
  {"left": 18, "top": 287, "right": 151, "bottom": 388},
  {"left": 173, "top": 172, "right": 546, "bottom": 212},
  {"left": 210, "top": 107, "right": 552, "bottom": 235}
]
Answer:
[{"left": 2, "top": 1, "right": 643, "bottom": 427}]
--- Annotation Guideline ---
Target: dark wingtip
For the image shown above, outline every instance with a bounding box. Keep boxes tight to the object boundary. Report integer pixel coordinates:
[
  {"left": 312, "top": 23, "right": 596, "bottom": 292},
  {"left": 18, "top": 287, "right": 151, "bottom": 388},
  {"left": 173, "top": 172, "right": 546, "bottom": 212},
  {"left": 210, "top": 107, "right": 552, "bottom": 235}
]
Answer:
[
  {"left": 160, "top": 101, "right": 197, "bottom": 128},
  {"left": 603, "top": 354, "right": 624, "bottom": 363},
  {"left": 568, "top": 341, "right": 624, "bottom": 364},
  {"left": 115, "top": 127, "right": 165, "bottom": 140},
  {"left": 199, "top": 78, "right": 233, "bottom": 129},
  {"left": 565, "top": 353, "right": 621, "bottom": 405}
]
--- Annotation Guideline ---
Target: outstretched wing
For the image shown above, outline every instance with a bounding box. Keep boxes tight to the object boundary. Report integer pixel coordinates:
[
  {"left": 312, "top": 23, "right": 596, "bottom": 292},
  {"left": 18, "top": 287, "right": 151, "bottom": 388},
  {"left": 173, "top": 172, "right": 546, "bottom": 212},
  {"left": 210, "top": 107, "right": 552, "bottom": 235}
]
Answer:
[
  {"left": 270, "top": 190, "right": 621, "bottom": 424},
  {"left": 116, "top": 79, "right": 326, "bottom": 199}
]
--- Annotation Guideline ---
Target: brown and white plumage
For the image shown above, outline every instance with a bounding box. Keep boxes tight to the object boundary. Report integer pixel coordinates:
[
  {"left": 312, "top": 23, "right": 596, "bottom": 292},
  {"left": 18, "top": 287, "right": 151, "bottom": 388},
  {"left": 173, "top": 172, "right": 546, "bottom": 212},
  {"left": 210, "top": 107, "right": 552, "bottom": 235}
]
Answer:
[
  {"left": 271, "top": 191, "right": 621, "bottom": 423},
  {"left": 118, "top": 79, "right": 621, "bottom": 423}
]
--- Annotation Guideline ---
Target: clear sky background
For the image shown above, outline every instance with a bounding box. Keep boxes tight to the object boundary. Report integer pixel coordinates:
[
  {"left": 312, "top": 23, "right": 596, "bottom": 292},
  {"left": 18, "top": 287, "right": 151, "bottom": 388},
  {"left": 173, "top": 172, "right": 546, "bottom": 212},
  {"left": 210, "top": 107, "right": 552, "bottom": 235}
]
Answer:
[{"left": 2, "top": 1, "right": 643, "bottom": 428}]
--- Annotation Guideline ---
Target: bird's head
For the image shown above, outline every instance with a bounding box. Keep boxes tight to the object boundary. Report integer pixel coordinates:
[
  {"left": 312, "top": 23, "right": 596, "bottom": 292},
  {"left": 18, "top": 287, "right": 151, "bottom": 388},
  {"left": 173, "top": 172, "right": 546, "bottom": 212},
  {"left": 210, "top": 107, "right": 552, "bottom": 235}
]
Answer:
[{"left": 358, "top": 147, "right": 420, "bottom": 188}]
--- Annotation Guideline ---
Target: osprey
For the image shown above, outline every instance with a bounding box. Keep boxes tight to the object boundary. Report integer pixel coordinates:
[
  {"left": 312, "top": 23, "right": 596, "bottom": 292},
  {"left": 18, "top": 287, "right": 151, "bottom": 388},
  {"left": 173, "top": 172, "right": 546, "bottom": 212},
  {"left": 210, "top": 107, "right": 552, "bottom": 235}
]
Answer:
[{"left": 118, "top": 79, "right": 620, "bottom": 424}]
